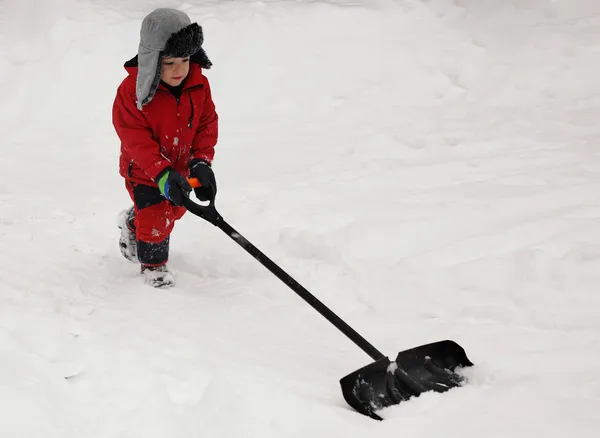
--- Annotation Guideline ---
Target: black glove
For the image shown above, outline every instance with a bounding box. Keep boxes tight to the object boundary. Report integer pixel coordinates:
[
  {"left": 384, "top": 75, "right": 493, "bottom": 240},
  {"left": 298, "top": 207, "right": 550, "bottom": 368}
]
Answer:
[
  {"left": 155, "top": 168, "right": 192, "bottom": 206},
  {"left": 189, "top": 159, "right": 217, "bottom": 201}
]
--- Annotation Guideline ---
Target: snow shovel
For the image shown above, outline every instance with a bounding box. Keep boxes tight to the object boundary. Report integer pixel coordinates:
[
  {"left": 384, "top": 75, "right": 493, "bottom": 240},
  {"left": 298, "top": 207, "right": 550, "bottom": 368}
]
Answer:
[{"left": 183, "top": 179, "right": 474, "bottom": 420}]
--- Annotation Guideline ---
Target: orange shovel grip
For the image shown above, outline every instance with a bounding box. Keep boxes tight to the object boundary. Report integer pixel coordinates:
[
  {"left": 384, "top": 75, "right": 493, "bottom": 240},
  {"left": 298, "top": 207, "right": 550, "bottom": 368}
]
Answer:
[{"left": 188, "top": 178, "right": 202, "bottom": 189}]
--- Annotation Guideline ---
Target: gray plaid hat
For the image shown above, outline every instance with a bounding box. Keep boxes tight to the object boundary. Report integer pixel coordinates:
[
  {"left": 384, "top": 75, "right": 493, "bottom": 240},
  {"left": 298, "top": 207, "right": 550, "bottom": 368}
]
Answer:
[{"left": 136, "top": 8, "right": 211, "bottom": 109}]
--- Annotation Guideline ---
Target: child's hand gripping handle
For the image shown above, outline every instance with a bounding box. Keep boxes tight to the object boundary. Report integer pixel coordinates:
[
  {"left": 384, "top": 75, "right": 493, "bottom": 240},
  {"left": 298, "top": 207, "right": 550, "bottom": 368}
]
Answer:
[{"left": 183, "top": 178, "right": 221, "bottom": 225}]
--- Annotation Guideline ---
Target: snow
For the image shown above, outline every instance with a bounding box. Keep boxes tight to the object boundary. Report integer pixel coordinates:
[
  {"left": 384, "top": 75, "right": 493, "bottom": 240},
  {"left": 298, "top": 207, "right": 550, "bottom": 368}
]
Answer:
[{"left": 1, "top": 0, "right": 600, "bottom": 436}]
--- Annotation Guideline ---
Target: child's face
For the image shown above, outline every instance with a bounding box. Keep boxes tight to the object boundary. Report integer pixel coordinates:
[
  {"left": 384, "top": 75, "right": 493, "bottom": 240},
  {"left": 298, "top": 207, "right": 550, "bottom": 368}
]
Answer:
[{"left": 161, "top": 57, "right": 190, "bottom": 86}]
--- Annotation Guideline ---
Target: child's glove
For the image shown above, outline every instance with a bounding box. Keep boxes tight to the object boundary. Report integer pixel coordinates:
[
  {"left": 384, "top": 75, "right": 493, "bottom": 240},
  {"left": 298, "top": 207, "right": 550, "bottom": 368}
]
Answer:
[
  {"left": 189, "top": 159, "right": 217, "bottom": 201},
  {"left": 156, "top": 168, "right": 192, "bottom": 206}
]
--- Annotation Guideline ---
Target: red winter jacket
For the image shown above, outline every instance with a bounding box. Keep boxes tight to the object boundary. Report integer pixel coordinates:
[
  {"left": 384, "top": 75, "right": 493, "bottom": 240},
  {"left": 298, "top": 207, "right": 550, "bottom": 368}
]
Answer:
[{"left": 113, "top": 58, "right": 218, "bottom": 186}]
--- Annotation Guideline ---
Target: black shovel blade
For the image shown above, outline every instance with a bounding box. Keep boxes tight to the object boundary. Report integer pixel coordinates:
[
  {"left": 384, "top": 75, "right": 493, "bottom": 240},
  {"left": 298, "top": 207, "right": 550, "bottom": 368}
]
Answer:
[{"left": 339, "top": 340, "right": 473, "bottom": 420}]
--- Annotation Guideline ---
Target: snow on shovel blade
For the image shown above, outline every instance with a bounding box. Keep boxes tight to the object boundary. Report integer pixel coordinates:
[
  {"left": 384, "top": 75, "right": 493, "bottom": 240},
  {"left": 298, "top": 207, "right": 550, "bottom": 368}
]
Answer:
[{"left": 339, "top": 340, "right": 473, "bottom": 420}]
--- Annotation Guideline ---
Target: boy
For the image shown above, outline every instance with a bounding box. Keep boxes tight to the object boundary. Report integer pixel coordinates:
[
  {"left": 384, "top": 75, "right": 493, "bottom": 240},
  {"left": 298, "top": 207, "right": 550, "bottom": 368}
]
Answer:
[{"left": 113, "top": 8, "right": 218, "bottom": 288}]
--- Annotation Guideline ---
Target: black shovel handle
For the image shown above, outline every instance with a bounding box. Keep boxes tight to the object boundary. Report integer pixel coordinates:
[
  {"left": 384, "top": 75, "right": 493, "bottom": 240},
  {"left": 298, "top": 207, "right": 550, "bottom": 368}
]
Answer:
[{"left": 181, "top": 189, "right": 386, "bottom": 362}]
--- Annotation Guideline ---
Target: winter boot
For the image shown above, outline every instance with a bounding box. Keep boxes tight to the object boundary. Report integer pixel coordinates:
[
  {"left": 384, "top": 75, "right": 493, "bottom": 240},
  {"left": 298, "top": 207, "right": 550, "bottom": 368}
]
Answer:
[
  {"left": 117, "top": 206, "right": 137, "bottom": 262},
  {"left": 141, "top": 264, "right": 174, "bottom": 288}
]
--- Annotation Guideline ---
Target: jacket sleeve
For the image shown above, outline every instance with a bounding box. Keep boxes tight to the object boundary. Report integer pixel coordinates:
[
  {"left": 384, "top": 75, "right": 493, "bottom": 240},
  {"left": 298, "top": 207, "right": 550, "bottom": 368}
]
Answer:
[
  {"left": 191, "top": 77, "right": 218, "bottom": 164},
  {"left": 112, "top": 82, "right": 172, "bottom": 181}
]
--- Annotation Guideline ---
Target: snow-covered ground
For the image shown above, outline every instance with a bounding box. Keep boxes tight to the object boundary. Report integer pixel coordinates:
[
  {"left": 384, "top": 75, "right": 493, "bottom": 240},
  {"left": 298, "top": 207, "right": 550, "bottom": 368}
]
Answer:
[{"left": 1, "top": 0, "right": 600, "bottom": 436}]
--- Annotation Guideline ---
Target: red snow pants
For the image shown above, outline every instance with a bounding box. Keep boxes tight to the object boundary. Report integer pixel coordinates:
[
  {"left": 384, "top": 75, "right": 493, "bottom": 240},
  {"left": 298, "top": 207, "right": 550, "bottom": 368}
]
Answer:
[{"left": 125, "top": 181, "right": 186, "bottom": 266}]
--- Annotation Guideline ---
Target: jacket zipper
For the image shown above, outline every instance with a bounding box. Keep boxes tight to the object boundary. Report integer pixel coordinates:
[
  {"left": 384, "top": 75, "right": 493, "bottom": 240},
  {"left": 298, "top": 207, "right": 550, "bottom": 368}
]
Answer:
[
  {"left": 182, "top": 85, "right": 203, "bottom": 128},
  {"left": 156, "top": 83, "right": 204, "bottom": 128}
]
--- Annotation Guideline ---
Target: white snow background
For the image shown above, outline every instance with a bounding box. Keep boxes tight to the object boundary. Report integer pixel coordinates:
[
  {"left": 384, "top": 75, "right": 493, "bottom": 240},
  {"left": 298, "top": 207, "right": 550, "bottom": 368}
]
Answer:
[{"left": 1, "top": 0, "right": 600, "bottom": 436}]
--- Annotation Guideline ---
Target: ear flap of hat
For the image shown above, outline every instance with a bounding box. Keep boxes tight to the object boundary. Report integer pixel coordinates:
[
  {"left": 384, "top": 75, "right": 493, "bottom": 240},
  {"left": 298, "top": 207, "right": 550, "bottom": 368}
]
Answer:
[
  {"left": 191, "top": 47, "right": 212, "bottom": 70},
  {"left": 136, "top": 43, "right": 162, "bottom": 109}
]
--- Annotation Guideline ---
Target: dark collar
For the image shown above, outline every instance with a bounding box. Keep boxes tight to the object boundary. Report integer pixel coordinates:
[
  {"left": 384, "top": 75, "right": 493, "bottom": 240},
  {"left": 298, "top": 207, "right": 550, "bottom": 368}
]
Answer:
[{"left": 160, "top": 80, "right": 185, "bottom": 99}]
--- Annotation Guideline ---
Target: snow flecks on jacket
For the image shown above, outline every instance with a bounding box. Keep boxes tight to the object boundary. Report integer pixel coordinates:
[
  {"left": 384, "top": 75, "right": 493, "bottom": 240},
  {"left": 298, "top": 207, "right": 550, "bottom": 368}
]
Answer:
[{"left": 113, "top": 62, "right": 218, "bottom": 186}]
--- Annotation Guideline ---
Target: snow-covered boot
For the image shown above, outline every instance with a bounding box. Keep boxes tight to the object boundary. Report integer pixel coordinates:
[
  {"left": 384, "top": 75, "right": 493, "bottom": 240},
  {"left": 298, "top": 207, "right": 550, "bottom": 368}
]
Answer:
[
  {"left": 117, "top": 206, "right": 137, "bottom": 262},
  {"left": 141, "top": 264, "right": 174, "bottom": 288}
]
